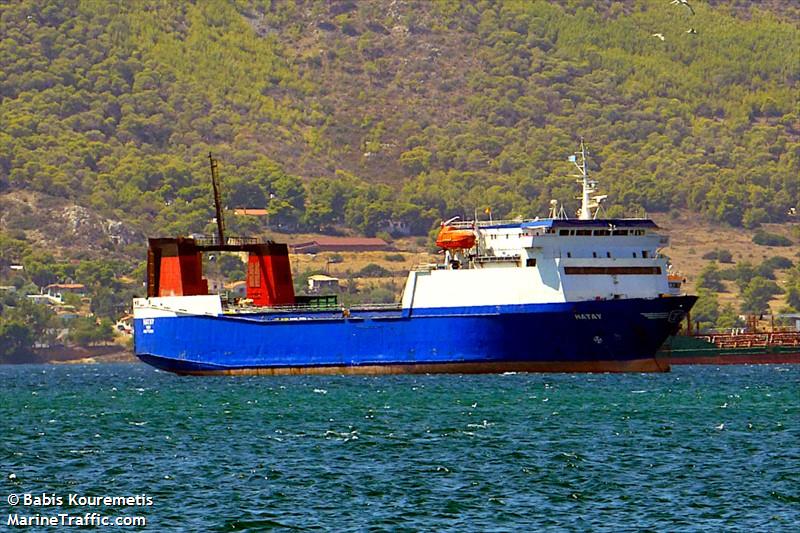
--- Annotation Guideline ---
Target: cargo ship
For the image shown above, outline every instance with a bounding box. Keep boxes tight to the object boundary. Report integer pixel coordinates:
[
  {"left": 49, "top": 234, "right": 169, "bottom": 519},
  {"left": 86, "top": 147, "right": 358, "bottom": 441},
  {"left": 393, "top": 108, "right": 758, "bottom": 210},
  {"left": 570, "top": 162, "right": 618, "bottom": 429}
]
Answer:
[
  {"left": 133, "top": 144, "right": 697, "bottom": 375},
  {"left": 658, "top": 331, "right": 800, "bottom": 365}
]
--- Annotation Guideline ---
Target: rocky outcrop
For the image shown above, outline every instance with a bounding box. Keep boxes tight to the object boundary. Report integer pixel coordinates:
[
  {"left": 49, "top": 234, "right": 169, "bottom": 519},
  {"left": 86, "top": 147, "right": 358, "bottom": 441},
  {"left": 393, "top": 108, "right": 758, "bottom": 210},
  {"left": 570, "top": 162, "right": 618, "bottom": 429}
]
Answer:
[
  {"left": 0, "top": 191, "right": 143, "bottom": 256},
  {"left": 60, "top": 206, "right": 140, "bottom": 247}
]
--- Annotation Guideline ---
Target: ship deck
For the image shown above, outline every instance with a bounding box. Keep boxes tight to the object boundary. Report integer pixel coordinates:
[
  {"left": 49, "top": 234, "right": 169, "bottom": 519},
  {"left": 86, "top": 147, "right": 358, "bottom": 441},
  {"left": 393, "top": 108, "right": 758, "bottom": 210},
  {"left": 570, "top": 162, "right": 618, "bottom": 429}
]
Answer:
[{"left": 222, "top": 302, "right": 404, "bottom": 322}]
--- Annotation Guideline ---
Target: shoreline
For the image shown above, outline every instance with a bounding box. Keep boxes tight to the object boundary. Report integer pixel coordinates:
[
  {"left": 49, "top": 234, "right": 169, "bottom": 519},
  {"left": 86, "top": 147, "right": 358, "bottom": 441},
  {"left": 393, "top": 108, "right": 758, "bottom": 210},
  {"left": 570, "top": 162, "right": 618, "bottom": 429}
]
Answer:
[{"left": 0, "top": 345, "right": 139, "bottom": 365}]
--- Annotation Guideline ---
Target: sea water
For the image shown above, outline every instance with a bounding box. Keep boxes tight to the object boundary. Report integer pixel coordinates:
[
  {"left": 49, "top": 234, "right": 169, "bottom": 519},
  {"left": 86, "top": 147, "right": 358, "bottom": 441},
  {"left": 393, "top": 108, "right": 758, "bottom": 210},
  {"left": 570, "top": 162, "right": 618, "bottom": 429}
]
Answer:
[{"left": 1, "top": 364, "right": 797, "bottom": 531}]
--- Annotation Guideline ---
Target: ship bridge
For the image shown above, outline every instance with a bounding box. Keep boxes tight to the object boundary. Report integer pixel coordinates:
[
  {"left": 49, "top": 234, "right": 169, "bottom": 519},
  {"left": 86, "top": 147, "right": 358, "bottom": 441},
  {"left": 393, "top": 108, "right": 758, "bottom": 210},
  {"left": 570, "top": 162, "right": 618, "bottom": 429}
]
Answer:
[{"left": 412, "top": 217, "right": 672, "bottom": 308}]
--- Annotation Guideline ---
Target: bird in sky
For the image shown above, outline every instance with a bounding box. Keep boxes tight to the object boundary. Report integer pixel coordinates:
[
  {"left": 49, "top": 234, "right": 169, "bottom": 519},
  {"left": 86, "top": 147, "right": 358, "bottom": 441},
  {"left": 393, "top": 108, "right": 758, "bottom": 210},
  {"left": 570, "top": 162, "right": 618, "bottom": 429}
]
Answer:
[
  {"left": 670, "top": 0, "right": 695, "bottom": 16},
  {"left": 652, "top": 33, "right": 666, "bottom": 41}
]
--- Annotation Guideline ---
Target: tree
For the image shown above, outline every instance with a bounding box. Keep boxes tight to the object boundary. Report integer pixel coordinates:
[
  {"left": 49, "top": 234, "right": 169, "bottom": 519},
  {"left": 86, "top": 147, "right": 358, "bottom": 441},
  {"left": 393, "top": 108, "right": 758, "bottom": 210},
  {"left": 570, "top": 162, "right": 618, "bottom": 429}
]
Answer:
[
  {"left": 68, "top": 317, "right": 114, "bottom": 347},
  {"left": 740, "top": 277, "right": 783, "bottom": 315},
  {"left": 729, "top": 261, "right": 757, "bottom": 292},
  {"left": 716, "top": 304, "right": 742, "bottom": 330},
  {"left": 399, "top": 147, "right": 432, "bottom": 175},
  {"left": 0, "top": 294, "right": 56, "bottom": 361},
  {"left": 218, "top": 254, "right": 245, "bottom": 281},
  {"left": 0, "top": 320, "right": 34, "bottom": 363},
  {"left": 692, "top": 289, "right": 719, "bottom": 331},
  {"left": 696, "top": 262, "right": 724, "bottom": 292},
  {"left": 785, "top": 266, "right": 800, "bottom": 311}
]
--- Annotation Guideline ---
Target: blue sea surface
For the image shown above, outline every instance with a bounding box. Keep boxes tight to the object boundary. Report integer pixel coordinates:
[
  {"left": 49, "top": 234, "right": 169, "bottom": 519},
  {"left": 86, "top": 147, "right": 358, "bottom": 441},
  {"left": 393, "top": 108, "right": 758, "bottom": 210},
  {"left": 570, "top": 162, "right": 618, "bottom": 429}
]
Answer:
[{"left": 1, "top": 364, "right": 798, "bottom": 531}]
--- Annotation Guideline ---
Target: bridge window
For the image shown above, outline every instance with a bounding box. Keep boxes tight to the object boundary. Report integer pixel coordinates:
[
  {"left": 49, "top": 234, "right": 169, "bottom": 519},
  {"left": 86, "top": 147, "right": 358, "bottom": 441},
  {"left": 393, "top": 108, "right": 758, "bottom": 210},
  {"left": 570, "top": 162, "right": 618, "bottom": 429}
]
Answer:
[
  {"left": 642, "top": 250, "right": 649, "bottom": 258},
  {"left": 564, "top": 266, "right": 662, "bottom": 275},
  {"left": 593, "top": 229, "right": 610, "bottom": 236},
  {"left": 559, "top": 229, "right": 570, "bottom": 236},
  {"left": 612, "top": 230, "right": 628, "bottom": 236},
  {"left": 576, "top": 229, "right": 592, "bottom": 236},
  {"left": 526, "top": 258, "right": 537, "bottom": 267}
]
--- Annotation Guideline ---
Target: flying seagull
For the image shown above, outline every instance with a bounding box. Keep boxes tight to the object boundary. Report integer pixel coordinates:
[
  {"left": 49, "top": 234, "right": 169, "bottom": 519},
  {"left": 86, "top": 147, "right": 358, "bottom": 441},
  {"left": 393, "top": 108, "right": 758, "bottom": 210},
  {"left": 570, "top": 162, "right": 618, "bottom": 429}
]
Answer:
[
  {"left": 652, "top": 33, "right": 666, "bottom": 41},
  {"left": 670, "top": 0, "right": 695, "bottom": 16},
  {"left": 686, "top": 28, "right": 698, "bottom": 34}
]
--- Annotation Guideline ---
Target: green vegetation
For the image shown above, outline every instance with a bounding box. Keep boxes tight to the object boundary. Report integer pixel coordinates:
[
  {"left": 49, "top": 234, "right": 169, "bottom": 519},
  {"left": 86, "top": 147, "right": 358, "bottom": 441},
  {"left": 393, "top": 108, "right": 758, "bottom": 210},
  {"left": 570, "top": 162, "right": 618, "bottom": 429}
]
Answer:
[
  {"left": 785, "top": 264, "right": 800, "bottom": 311},
  {"left": 752, "top": 230, "right": 794, "bottom": 247},
  {"left": 763, "top": 256, "right": 794, "bottom": 271},
  {"left": 66, "top": 316, "right": 114, "bottom": 347},
  {"left": 0, "top": 1, "right": 797, "bottom": 243},
  {"left": 356, "top": 263, "right": 392, "bottom": 278},
  {"left": 0, "top": 292, "right": 57, "bottom": 362},
  {"left": 696, "top": 262, "right": 724, "bottom": 292},
  {"left": 692, "top": 289, "right": 719, "bottom": 330},
  {"left": 693, "top": 254, "right": 799, "bottom": 331},
  {"left": 740, "top": 277, "right": 783, "bottom": 315},
  {"left": 701, "top": 249, "right": 733, "bottom": 263}
]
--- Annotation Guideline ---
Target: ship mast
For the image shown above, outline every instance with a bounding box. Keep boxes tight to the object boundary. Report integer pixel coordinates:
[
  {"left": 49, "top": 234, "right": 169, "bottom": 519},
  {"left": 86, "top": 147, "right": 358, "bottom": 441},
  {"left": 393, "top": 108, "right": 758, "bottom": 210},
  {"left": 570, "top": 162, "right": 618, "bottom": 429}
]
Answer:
[
  {"left": 570, "top": 139, "right": 606, "bottom": 220},
  {"left": 208, "top": 153, "right": 226, "bottom": 245},
  {"left": 571, "top": 139, "right": 594, "bottom": 220}
]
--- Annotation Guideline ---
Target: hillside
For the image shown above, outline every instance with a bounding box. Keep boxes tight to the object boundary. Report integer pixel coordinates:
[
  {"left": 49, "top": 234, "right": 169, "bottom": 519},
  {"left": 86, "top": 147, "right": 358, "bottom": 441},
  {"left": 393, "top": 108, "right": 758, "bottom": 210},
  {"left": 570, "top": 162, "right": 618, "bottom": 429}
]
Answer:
[{"left": 0, "top": 0, "right": 797, "bottom": 237}]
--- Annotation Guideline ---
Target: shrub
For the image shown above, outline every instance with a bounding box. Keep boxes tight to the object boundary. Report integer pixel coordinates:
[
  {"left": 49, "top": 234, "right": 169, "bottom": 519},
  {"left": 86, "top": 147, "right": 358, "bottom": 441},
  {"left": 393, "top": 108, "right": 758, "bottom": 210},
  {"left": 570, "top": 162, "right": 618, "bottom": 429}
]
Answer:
[
  {"left": 762, "top": 256, "right": 793, "bottom": 270},
  {"left": 356, "top": 263, "right": 391, "bottom": 277},
  {"left": 375, "top": 231, "right": 393, "bottom": 243},
  {"left": 384, "top": 253, "right": 405, "bottom": 262},
  {"left": 700, "top": 249, "right": 731, "bottom": 263},
  {"left": 717, "top": 249, "right": 733, "bottom": 263},
  {"left": 752, "top": 230, "right": 792, "bottom": 247},
  {"left": 367, "top": 287, "right": 395, "bottom": 303},
  {"left": 755, "top": 263, "right": 776, "bottom": 280}
]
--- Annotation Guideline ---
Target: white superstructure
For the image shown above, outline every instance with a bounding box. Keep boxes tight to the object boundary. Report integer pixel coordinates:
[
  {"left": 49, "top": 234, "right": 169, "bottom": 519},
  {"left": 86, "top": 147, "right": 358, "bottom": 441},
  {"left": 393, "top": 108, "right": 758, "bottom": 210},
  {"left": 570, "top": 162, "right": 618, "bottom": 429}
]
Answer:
[{"left": 403, "top": 140, "right": 674, "bottom": 310}]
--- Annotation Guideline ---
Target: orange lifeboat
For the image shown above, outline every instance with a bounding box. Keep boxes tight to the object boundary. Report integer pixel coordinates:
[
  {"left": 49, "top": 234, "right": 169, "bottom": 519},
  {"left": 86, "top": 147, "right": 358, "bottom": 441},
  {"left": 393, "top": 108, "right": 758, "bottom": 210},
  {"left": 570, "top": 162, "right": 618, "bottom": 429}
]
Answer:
[{"left": 436, "top": 225, "right": 476, "bottom": 250}]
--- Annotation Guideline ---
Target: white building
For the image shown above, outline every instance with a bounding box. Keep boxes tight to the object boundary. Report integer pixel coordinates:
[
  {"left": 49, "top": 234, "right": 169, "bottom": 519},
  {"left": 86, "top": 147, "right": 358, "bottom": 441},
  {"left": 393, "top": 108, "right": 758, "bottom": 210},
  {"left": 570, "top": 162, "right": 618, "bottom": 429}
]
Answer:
[{"left": 307, "top": 275, "right": 340, "bottom": 294}]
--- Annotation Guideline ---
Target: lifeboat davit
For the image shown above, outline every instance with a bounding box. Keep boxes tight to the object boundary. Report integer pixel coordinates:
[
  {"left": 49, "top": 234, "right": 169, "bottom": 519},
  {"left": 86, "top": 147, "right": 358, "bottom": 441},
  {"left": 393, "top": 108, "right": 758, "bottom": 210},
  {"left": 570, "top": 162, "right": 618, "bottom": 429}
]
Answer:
[{"left": 436, "top": 224, "right": 476, "bottom": 250}]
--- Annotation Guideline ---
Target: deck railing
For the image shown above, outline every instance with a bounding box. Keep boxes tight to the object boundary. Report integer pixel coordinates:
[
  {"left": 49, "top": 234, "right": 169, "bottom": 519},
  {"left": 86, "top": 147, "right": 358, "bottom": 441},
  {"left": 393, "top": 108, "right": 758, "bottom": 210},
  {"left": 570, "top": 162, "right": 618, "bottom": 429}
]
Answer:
[
  {"left": 225, "top": 302, "right": 402, "bottom": 315},
  {"left": 193, "top": 236, "right": 263, "bottom": 247},
  {"left": 699, "top": 332, "right": 800, "bottom": 348}
]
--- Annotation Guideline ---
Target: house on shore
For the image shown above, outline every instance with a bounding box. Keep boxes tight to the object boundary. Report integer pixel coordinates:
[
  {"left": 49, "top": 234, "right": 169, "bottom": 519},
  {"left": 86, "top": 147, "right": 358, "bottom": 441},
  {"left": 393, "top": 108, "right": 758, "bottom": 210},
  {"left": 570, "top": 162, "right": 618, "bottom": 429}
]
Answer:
[{"left": 45, "top": 283, "right": 86, "bottom": 299}]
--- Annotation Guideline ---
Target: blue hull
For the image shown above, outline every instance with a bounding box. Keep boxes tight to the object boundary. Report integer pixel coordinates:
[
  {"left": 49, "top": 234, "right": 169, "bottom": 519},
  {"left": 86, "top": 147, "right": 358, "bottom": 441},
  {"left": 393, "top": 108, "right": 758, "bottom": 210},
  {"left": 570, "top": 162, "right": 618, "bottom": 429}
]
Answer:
[{"left": 134, "top": 296, "right": 696, "bottom": 374}]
